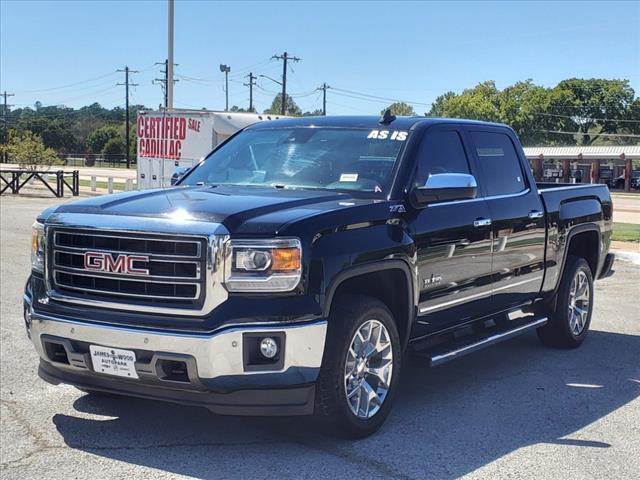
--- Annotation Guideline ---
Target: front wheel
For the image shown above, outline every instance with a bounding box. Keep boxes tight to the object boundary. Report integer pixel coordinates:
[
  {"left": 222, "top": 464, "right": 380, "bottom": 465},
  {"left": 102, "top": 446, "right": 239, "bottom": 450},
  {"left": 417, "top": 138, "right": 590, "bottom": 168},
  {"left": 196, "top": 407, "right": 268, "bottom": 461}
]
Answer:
[
  {"left": 537, "top": 256, "right": 594, "bottom": 348},
  {"left": 315, "top": 295, "right": 401, "bottom": 438}
]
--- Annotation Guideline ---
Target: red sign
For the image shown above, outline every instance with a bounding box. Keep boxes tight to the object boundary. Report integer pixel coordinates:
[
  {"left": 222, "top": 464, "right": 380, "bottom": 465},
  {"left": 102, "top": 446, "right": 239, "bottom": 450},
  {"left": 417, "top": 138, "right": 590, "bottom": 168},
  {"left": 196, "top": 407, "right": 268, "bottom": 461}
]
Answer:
[{"left": 137, "top": 116, "right": 188, "bottom": 160}]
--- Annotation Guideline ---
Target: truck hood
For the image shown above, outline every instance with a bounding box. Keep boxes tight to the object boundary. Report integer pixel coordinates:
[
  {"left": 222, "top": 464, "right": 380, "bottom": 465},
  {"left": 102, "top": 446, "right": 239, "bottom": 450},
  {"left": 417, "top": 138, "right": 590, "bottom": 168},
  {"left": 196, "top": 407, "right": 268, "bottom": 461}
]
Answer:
[{"left": 44, "top": 185, "right": 378, "bottom": 234}]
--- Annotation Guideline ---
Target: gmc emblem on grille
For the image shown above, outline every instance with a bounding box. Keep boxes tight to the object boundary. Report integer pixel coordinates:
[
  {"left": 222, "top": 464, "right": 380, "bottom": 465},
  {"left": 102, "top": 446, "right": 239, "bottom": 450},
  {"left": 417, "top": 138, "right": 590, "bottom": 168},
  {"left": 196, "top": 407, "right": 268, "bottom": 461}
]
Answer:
[{"left": 84, "top": 252, "right": 150, "bottom": 276}]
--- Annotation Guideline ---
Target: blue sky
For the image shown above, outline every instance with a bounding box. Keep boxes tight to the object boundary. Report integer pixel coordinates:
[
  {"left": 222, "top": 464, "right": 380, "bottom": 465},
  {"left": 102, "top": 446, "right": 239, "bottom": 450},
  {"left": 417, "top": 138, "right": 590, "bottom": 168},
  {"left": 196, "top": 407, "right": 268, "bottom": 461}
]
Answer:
[{"left": 1, "top": 0, "right": 638, "bottom": 114}]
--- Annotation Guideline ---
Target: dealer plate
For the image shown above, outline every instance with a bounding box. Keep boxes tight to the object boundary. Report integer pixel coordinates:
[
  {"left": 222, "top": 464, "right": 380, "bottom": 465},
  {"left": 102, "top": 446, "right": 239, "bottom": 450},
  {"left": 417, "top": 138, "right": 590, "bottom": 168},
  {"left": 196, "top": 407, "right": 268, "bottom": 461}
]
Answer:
[{"left": 89, "top": 345, "right": 139, "bottom": 379}]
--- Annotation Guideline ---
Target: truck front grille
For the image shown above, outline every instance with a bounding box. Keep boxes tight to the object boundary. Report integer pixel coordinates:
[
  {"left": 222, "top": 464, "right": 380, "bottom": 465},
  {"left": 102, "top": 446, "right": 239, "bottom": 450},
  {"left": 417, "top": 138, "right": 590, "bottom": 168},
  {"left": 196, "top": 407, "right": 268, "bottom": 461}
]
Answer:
[{"left": 49, "top": 228, "right": 207, "bottom": 308}]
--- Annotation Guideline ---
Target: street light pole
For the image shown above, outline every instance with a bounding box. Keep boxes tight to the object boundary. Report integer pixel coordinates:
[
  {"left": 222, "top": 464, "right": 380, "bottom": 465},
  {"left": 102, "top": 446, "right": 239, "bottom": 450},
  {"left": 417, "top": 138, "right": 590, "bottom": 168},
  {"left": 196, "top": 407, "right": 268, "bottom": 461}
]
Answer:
[{"left": 220, "top": 64, "right": 231, "bottom": 111}]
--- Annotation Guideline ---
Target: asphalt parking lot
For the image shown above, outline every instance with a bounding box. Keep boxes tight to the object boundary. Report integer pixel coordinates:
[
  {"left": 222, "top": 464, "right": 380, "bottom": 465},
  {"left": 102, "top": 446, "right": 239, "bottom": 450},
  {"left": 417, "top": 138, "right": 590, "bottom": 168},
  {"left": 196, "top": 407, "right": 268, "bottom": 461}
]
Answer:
[{"left": 1, "top": 194, "right": 639, "bottom": 480}]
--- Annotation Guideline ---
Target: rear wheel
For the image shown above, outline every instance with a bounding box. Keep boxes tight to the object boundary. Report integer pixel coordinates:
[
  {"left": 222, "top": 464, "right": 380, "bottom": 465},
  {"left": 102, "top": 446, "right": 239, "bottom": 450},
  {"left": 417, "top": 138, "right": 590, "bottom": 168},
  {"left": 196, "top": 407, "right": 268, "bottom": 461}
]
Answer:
[
  {"left": 315, "top": 295, "right": 401, "bottom": 438},
  {"left": 537, "top": 256, "right": 594, "bottom": 348}
]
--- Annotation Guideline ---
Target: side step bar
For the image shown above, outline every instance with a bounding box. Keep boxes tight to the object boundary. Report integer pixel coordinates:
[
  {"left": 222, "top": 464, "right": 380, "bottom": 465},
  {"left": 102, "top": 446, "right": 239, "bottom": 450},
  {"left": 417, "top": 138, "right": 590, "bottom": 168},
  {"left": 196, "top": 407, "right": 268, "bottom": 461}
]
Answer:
[{"left": 429, "top": 317, "right": 548, "bottom": 367}]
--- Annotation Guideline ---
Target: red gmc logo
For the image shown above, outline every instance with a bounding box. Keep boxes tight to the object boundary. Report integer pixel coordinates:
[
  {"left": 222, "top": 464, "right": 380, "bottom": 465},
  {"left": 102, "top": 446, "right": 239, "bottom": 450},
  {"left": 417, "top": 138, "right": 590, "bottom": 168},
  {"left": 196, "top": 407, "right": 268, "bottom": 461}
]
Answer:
[{"left": 84, "top": 252, "right": 150, "bottom": 276}]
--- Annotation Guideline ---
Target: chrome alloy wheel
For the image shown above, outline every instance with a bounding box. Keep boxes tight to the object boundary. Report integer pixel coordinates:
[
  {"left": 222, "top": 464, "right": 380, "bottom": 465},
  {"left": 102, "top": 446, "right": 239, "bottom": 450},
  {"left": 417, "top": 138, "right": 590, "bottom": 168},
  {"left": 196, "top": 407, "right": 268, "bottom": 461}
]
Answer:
[
  {"left": 344, "top": 319, "right": 393, "bottom": 419},
  {"left": 568, "top": 270, "right": 590, "bottom": 335}
]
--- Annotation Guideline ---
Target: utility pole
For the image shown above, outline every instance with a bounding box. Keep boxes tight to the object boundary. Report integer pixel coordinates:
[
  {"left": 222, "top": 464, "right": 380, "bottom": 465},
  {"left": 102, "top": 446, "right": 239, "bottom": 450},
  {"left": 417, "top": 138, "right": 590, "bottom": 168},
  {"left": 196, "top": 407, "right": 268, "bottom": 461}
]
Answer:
[
  {"left": 154, "top": 60, "right": 178, "bottom": 108},
  {"left": 219, "top": 64, "right": 231, "bottom": 111},
  {"left": 244, "top": 72, "right": 256, "bottom": 112},
  {"left": 271, "top": 51, "right": 300, "bottom": 115},
  {"left": 318, "top": 83, "right": 330, "bottom": 116},
  {"left": 117, "top": 67, "right": 139, "bottom": 169},
  {"left": 1, "top": 91, "right": 14, "bottom": 163},
  {"left": 167, "top": 0, "right": 175, "bottom": 109}
]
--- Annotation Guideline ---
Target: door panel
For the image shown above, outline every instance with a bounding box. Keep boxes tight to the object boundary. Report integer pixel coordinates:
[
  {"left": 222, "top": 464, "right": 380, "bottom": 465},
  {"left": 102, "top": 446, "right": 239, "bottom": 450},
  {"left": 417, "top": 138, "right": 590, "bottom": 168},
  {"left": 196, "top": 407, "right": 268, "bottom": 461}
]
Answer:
[
  {"left": 469, "top": 130, "right": 546, "bottom": 310},
  {"left": 408, "top": 127, "right": 494, "bottom": 336},
  {"left": 411, "top": 199, "right": 494, "bottom": 335},
  {"left": 486, "top": 191, "right": 546, "bottom": 309}
]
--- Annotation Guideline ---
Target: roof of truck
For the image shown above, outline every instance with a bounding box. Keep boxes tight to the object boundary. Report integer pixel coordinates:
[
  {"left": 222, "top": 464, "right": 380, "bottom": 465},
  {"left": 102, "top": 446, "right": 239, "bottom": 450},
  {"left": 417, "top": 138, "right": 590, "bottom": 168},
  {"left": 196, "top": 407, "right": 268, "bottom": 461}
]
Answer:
[{"left": 245, "top": 115, "right": 509, "bottom": 131}]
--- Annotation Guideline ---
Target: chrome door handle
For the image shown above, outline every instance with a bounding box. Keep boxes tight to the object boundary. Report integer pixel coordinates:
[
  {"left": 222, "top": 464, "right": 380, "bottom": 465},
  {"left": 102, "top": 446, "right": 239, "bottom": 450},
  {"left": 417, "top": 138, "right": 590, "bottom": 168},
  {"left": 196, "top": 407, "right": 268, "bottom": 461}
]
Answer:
[
  {"left": 473, "top": 218, "right": 492, "bottom": 228},
  {"left": 528, "top": 210, "right": 544, "bottom": 219}
]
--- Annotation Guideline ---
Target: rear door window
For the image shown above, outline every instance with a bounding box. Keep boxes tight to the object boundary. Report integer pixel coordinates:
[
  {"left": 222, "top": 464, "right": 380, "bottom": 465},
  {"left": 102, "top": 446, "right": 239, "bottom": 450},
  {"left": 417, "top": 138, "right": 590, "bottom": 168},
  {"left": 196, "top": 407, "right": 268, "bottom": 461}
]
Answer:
[{"left": 471, "top": 132, "right": 526, "bottom": 196}]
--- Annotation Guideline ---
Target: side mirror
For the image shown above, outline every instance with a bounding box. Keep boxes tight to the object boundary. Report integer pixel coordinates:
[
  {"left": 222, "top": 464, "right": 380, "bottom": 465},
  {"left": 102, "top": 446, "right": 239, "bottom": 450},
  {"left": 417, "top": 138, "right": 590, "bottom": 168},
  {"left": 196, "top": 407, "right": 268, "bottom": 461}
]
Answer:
[
  {"left": 171, "top": 166, "right": 191, "bottom": 186},
  {"left": 411, "top": 173, "right": 478, "bottom": 207}
]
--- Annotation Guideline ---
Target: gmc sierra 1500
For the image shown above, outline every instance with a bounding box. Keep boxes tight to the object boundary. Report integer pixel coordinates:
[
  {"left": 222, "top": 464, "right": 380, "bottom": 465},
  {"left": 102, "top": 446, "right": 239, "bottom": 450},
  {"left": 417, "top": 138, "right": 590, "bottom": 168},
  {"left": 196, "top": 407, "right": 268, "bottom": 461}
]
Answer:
[{"left": 24, "top": 114, "right": 614, "bottom": 437}]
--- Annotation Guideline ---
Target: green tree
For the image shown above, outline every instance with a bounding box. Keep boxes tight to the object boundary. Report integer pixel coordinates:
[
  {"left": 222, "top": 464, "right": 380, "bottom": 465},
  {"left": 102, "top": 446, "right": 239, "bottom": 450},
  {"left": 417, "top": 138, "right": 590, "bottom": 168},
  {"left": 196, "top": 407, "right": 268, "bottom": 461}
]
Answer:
[
  {"left": 381, "top": 102, "right": 415, "bottom": 116},
  {"left": 264, "top": 94, "right": 302, "bottom": 116},
  {"left": 553, "top": 78, "right": 636, "bottom": 145},
  {"left": 128, "top": 123, "right": 137, "bottom": 161},
  {"left": 40, "top": 122, "right": 78, "bottom": 152},
  {"left": 2, "top": 130, "right": 62, "bottom": 170},
  {"left": 101, "top": 137, "right": 124, "bottom": 158},
  {"left": 302, "top": 109, "right": 324, "bottom": 117},
  {"left": 497, "top": 80, "right": 567, "bottom": 146},
  {"left": 86, "top": 125, "right": 121, "bottom": 154},
  {"left": 428, "top": 81, "right": 501, "bottom": 122}
]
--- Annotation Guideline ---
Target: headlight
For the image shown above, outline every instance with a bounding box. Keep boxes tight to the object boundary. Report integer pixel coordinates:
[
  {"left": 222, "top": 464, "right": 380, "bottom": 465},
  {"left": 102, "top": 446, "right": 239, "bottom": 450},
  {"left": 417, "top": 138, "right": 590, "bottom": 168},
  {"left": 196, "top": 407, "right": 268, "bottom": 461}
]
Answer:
[
  {"left": 225, "top": 238, "right": 301, "bottom": 292},
  {"left": 31, "top": 222, "right": 45, "bottom": 273}
]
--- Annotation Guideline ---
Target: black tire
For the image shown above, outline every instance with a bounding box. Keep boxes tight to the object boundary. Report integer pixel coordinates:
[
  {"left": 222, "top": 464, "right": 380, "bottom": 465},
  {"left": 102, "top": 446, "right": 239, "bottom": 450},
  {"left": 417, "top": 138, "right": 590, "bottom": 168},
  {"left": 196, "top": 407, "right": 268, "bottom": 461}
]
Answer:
[
  {"left": 537, "top": 256, "right": 594, "bottom": 348},
  {"left": 315, "top": 295, "right": 401, "bottom": 438}
]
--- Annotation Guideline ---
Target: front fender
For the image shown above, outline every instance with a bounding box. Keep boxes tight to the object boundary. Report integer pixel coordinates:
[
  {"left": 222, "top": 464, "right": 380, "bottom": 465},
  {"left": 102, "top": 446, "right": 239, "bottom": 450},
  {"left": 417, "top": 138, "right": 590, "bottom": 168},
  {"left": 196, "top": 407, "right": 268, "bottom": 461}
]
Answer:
[{"left": 308, "top": 222, "right": 417, "bottom": 342}]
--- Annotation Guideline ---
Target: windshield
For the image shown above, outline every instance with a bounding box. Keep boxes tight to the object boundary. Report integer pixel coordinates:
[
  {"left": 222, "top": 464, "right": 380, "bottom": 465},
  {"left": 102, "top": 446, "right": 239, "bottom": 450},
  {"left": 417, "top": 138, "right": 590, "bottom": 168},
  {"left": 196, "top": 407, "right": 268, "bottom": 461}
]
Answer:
[{"left": 181, "top": 127, "right": 409, "bottom": 193}]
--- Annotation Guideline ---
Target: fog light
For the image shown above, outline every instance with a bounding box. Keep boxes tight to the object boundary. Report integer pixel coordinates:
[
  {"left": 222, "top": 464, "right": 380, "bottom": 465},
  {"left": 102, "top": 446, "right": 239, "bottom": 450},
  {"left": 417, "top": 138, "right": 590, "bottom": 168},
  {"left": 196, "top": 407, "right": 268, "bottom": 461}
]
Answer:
[{"left": 259, "top": 337, "right": 278, "bottom": 359}]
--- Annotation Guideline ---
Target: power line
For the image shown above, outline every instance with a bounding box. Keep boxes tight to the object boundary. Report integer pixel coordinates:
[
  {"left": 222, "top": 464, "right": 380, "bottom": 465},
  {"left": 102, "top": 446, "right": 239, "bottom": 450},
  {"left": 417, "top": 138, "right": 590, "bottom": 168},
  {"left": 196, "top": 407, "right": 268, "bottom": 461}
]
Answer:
[
  {"left": 330, "top": 86, "right": 430, "bottom": 107},
  {"left": 533, "top": 112, "right": 640, "bottom": 123},
  {"left": 30, "top": 85, "right": 121, "bottom": 106},
  {"left": 12, "top": 71, "right": 118, "bottom": 94},
  {"left": 289, "top": 89, "right": 320, "bottom": 98},
  {"left": 271, "top": 52, "right": 301, "bottom": 115},
  {"left": 228, "top": 58, "right": 275, "bottom": 80},
  {"left": 536, "top": 129, "right": 640, "bottom": 138},
  {"left": 172, "top": 59, "right": 275, "bottom": 85},
  {"left": 117, "top": 66, "right": 139, "bottom": 169},
  {"left": 175, "top": 73, "right": 220, "bottom": 85}
]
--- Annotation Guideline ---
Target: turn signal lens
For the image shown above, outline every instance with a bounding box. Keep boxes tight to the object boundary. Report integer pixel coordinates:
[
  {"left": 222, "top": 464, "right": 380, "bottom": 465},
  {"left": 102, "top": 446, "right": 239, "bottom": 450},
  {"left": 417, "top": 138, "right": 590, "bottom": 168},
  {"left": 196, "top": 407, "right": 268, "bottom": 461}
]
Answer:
[
  {"left": 31, "top": 227, "right": 40, "bottom": 252},
  {"left": 271, "top": 248, "right": 301, "bottom": 272},
  {"left": 31, "top": 222, "right": 45, "bottom": 273}
]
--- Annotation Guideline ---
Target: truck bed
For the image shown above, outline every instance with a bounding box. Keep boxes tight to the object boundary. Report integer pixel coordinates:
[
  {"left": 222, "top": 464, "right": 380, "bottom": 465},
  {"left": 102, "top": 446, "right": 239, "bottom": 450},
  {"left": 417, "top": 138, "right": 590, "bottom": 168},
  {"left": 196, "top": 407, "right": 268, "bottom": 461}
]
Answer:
[{"left": 536, "top": 182, "right": 613, "bottom": 294}]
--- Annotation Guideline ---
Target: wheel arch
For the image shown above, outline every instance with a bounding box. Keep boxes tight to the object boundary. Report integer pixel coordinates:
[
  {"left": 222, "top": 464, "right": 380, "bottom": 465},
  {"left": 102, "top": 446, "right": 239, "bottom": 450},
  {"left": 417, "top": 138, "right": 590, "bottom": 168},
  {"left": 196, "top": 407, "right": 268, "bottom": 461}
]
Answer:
[
  {"left": 564, "top": 224, "right": 601, "bottom": 277},
  {"left": 547, "top": 223, "right": 601, "bottom": 307},
  {"left": 323, "top": 260, "right": 416, "bottom": 350}
]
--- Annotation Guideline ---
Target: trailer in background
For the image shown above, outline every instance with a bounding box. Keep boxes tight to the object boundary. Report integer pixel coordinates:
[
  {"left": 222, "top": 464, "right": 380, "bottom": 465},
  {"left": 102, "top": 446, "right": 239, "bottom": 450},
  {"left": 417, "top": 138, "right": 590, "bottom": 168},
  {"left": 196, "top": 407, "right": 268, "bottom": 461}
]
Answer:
[{"left": 136, "top": 109, "right": 284, "bottom": 189}]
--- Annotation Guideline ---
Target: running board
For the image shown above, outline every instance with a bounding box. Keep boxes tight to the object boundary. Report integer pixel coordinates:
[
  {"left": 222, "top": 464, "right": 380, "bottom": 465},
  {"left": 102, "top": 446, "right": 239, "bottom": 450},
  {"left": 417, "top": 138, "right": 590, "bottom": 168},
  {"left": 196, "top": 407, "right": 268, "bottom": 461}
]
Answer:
[{"left": 429, "top": 317, "right": 548, "bottom": 367}]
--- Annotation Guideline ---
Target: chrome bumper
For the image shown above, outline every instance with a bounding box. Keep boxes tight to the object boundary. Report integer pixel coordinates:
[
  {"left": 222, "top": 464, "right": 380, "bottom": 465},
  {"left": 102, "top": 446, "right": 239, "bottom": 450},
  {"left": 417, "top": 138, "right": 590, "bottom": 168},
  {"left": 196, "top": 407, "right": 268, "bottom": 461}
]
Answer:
[{"left": 25, "top": 296, "right": 327, "bottom": 388}]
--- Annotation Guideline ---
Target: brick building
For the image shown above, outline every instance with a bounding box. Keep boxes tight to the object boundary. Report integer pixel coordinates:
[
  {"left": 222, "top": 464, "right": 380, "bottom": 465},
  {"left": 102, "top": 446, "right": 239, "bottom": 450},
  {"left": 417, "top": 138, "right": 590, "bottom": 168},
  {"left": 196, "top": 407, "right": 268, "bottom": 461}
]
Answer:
[{"left": 523, "top": 145, "right": 640, "bottom": 191}]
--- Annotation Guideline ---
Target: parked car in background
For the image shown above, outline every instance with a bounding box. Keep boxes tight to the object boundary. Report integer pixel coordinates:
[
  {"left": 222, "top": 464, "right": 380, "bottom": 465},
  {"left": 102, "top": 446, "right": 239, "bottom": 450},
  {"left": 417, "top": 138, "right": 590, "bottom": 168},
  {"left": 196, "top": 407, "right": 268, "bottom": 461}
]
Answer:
[
  {"left": 608, "top": 171, "right": 640, "bottom": 190},
  {"left": 170, "top": 166, "right": 191, "bottom": 185}
]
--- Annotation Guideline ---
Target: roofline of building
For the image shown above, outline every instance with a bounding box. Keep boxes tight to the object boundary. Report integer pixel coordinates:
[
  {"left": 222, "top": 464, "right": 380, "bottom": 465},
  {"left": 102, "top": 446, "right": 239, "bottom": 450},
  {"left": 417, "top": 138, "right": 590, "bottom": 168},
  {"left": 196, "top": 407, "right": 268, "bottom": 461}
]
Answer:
[{"left": 523, "top": 145, "right": 640, "bottom": 160}]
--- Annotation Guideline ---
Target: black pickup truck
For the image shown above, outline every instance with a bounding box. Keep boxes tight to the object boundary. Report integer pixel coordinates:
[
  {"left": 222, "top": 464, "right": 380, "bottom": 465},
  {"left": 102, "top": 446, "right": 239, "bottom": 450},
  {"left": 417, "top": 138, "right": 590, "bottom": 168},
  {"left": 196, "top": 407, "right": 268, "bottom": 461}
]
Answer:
[{"left": 24, "top": 114, "right": 614, "bottom": 437}]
